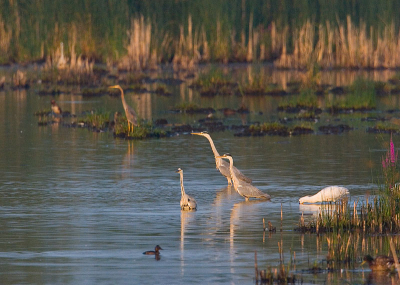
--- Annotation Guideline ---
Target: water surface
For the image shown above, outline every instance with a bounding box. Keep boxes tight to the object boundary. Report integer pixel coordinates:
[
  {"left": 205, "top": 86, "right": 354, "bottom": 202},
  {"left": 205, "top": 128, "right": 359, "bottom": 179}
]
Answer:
[{"left": 0, "top": 70, "right": 397, "bottom": 284}]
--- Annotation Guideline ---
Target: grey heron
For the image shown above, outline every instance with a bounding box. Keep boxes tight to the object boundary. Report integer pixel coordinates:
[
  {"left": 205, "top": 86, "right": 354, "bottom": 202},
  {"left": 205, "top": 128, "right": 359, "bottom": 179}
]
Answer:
[
  {"left": 109, "top": 85, "right": 138, "bottom": 133},
  {"left": 176, "top": 168, "right": 197, "bottom": 210},
  {"left": 216, "top": 153, "right": 270, "bottom": 201},
  {"left": 191, "top": 131, "right": 252, "bottom": 185}
]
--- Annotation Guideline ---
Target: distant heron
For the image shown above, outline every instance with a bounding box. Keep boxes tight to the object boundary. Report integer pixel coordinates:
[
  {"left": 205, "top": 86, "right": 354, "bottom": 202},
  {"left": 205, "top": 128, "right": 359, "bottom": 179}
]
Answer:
[
  {"left": 50, "top": 100, "right": 62, "bottom": 114},
  {"left": 176, "top": 168, "right": 197, "bottom": 211},
  {"left": 109, "top": 85, "right": 138, "bottom": 132},
  {"left": 216, "top": 153, "right": 270, "bottom": 201},
  {"left": 143, "top": 245, "right": 163, "bottom": 255},
  {"left": 299, "top": 186, "right": 350, "bottom": 204},
  {"left": 191, "top": 131, "right": 252, "bottom": 185}
]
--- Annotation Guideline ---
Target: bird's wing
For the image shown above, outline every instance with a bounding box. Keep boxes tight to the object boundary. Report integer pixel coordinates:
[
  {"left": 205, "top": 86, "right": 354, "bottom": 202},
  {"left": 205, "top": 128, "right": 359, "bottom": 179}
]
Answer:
[
  {"left": 125, "top": 105, "right": 138, "bottom": 125},
  {"left": 218, "top": 159, "right": 231, "bottom": 178},
  {"left": 232, "top": 166, "right": 252, "bottom": 183},
  {"left": 237, "top": 181, "right": 270, "bottom": 199},
  {"left": 219, "top": 159, "right": 252, "bottom": 183}
]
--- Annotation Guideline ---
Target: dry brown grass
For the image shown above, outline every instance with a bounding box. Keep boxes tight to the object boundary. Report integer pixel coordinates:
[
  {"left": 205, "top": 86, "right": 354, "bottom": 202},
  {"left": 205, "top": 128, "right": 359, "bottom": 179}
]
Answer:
[
  {"left": 118, "top": 16, "right": 157, "bottom": 71},
  {"left": 275, "top": 16, "right": 400, "bottom": 69}
]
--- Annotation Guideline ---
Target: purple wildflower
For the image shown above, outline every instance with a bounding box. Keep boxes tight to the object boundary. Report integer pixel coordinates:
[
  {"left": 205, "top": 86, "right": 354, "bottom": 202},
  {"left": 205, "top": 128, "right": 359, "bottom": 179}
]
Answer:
[{"left": 390, "top": 135, "right": 396, "bottom": 166}]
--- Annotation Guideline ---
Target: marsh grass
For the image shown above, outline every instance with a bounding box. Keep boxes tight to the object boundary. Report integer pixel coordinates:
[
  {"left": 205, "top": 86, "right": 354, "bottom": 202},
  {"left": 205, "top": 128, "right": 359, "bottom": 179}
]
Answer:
[
  {"left": 79, "top": 109, "right": 112, "bottom": 130},
  {"left": 327, "top": 77, "right": 376, "bottom": 111},
  {"left": 255, "top": 250, "right": 298, "bottom": 284},
  {"left": 298, "top": 136, "right": 400, "bottom": 234},
  {"left": 113, "top": 119, "right": 166, "bottom": 139},
  {"left": 192, "top": 69, "right": 234, "bottom": 89},
  {"left": 247, "top": 122, "right": 314, "bottom": 136},
  {"left": 367, "top": 122, "right": 400, "bottom": 134},
  {"left": 174, "top": 102, "right": 199, "bottom": 113},
  {"left": 278, "top": 89, "right": 318, "bottom": 111}
]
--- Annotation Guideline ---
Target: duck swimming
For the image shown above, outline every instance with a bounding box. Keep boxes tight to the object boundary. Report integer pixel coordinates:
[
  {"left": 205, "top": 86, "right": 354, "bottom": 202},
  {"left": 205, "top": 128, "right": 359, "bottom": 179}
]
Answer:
[
  {"left": 362, "top": 255, "right": 397, "bottom": 271},
  {"left": 143, "top": 245, "right": 163, "bottom": 255}
]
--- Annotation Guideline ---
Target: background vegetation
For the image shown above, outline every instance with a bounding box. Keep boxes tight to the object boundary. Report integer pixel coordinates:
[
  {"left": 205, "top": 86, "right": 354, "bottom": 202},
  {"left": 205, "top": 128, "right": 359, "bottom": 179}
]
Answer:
[{"left": 2, "top": 0, "right": 400, "bottom": 68}]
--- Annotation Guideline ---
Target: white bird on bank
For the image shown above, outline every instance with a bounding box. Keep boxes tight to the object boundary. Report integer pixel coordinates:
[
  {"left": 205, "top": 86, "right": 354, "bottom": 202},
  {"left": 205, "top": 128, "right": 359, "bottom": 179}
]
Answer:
[
  {"left": 176, "top": 168, "right": 197, "bottom": 211},
  {"left": 299, "top": 186, "right": 350, "bottom": 204}
]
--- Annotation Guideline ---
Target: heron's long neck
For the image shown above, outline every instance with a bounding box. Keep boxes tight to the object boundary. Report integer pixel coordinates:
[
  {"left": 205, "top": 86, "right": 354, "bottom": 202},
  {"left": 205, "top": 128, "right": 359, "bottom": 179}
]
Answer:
[
  {"left": 205, "top": 136, "right": 220, "bottom": 158},
  {"left": 118, "top": 86, "right": 128, "bottom": 110},
  {"left": 227, "top": 157, "right": 238, "bottom": 188},
  {"left": 180, "top": 172, "right": 185, "bottom": 196}
]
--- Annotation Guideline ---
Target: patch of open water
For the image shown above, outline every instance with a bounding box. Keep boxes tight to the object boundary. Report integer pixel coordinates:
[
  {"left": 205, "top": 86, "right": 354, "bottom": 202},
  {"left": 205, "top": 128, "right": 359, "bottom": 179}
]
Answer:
[{"left": 0, "top": 70, "right": 398, "bottom": 284}]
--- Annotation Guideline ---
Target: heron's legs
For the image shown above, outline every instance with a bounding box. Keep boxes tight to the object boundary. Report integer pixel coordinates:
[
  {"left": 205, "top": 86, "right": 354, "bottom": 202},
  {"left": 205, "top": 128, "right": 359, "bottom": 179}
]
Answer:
[{"left": 227, "top": 177, "right": 232, "bottom": 185}]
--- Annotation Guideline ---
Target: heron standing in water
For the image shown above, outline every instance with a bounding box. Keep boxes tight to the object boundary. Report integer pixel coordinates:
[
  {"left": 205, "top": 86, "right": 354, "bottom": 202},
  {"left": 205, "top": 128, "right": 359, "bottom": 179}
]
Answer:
[
  {"left": 50, "top": 100, "right": 62, "bottom": 115},
  {"left": 109, "top": 85, "right": 138, "bottom": 133},
  {"left": 216, "top": 153, "right": 270, "bottom": 201},
  {"left": 176, "top": 168, "right": 197, "bottom": 211},
  {"left": 191, "top": 131, "right": 252, "bottom": 185}
]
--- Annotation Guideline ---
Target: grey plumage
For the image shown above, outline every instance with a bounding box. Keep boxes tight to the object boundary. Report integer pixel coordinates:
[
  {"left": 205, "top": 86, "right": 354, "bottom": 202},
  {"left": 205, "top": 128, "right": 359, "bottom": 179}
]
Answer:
[
  {"left": 216, "top": 153, "right": 270, "bottom": 201},
  {"left": 191, "top": 131, "right": 252, "bottom": 185}
]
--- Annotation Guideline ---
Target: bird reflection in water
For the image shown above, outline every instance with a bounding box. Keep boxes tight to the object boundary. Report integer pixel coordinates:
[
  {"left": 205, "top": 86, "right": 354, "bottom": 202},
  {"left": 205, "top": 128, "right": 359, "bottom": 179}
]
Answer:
[
  {"left": 365, "top": 271, "right": 399, "bottom": 285},
  {"left": 229, "top": 199, "right": 267, "bottom": 251},
  {"left": 180, "top": 210, "right": 196, "bottom": 271},
  {"left": 299, "top": 203, "right": 339, "bottom": 224}
]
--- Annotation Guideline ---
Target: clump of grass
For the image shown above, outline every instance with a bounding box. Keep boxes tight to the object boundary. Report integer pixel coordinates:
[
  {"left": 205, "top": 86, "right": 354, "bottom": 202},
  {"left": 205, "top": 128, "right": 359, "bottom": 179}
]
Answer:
[
  {"left": 192, "top": 69, "right": 233, "bottom": 89},
  {"left": 173, "top": 102, "right": 200, "bottom": 113},
  {"left": 255, "top": 250, "right": 298, "bottom": 285},
  {"left": 34, "top": 109, "right": 52, "bottom": 116},
  {"left": 278, "top": 89, "right": 318, "bottom": 112},
  {"left": 79, "top": 109, "right": 112, "bottom": 130},
  {"left": 367, "top": 122, "right": 400, "bottom": 134},
  {"left": 247, "top": 122, "right": 314, "bottom": 136},
  {"left": 113, "top": 120, "right": 166, "bottom": 139},
  {"left": 260, "top": 122, "right": 288, "bottom": 133},
  {"left": 327, "top": 77, "right": 376, "bottom": 112},
  {"left": 297, "top": 136, "right": 400, "bottom": 234}
]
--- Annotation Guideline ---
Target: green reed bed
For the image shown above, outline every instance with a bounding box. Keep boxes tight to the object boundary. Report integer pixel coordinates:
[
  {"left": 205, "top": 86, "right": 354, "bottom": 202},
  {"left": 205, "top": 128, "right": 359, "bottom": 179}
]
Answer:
[{"left": 3, "top": 0, "right": 400, "bottom": 70}]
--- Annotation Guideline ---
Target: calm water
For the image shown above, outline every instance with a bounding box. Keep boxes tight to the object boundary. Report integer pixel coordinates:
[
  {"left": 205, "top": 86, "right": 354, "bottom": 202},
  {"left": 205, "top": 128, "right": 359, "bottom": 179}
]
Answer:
[{"left": 0, "top": 67, "right": 398, "bottom": 284}]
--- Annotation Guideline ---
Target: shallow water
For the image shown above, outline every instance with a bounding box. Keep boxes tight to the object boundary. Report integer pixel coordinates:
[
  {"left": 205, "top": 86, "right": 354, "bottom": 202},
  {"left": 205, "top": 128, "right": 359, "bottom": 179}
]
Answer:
[{"left": 0, "top": 68, "right": 399, "bottom": 284}]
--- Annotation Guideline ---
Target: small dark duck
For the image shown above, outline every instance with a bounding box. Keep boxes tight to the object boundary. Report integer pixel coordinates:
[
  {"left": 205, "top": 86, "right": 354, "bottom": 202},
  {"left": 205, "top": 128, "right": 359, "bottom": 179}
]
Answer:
[
  {"left": 143, "top": 245, "right": 163, "bottom": 255},
  {"left": 362, "top": 255, "right": 396, "bottom": 271}
]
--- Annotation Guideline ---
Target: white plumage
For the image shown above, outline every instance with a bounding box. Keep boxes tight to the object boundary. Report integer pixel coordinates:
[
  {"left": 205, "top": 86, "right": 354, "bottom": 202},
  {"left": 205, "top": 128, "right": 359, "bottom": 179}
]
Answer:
[{"left": 299, "top": 186, "right": 350, "bottom": 204}]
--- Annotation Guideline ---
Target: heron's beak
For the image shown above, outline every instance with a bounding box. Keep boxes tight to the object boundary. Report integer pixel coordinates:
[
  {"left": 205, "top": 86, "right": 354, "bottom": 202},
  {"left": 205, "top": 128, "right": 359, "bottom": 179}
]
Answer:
[
  {"left": 361, "top": 260, "right": 366, "bottom": 266},
  {"left": 191, "top": 132, "right": 202, "bottom": 136},
  {"left": 109, "top": 85, "right": 118, "bottom": 89},
  {"left": 215, "top": 155, "right": 224, "bottom": 159}
]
